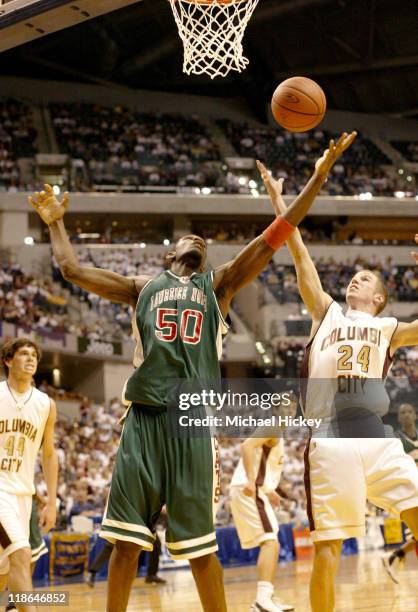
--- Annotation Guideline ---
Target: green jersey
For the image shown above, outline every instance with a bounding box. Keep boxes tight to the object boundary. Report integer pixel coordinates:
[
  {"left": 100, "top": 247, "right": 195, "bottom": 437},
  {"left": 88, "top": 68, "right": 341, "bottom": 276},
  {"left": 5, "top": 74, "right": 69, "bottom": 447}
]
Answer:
[
  {"left": 124, "top": 270, "right": 228, "bottom": 407},
  {"left": 397, "top": 427, "right": 418, "bottom": 465}
]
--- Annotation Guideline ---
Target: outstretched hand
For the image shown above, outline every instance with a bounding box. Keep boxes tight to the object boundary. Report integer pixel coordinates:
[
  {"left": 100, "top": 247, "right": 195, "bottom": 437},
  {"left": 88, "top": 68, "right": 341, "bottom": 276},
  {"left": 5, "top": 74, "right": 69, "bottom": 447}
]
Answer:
[
  {"left": 256, "top": 160, "right": 285, "bottom": 217},
  {"left": 28, "top": 184, "right": 69, "bottom": 226},
  {"left": 315, "top": 131, "right": 357, "bottom": 179},
  {"left": 412, "top": 234, "right": 418, "bottom": 265}
]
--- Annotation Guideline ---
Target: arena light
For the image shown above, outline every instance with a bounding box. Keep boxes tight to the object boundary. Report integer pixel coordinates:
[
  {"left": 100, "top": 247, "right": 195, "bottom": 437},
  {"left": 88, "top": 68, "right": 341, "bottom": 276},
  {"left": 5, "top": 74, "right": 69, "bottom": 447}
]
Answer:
[
  {"left": 24, "top": 236, "right": 34, "bottom": 245},
  {"left": 194, "top": 188, "right": 201, "bottom": 195},
  {"left": 238, "top": 176, "right": 247, "bottom": 186},
  {"left": 140, "top": 242, "right": 146, "bottom": 249},
  {"left": 394, "top": 191, "right": 405, "bottom": 199},
  {"left": 52, "top": 368, "right": 61, "bottom": 387},
  {"left": 201, "top": 187, "right": 212, "bottom": 195},
  {"left": 407, "top": 176, "right": 413, "bottom": 182},
  {"left": 163, "top": 239, "right": 170, "bottom": 246},
  {"left": 255, "top": 341, "right": 266, "bottom": 354},
  {"left": 53, "top": 185, "right": 61, "bottom": 195},
  {"left": 262, "top": 355, "right": 271, "bottom": 365},
  {"left": 398, "top": 169, "right": 404, "bottom": 175},
  {"left": 251, "top": 189, "right": 259, "bottom": 197},
  {"left": 248, "top": 179, "right": 258, "bottom": 189},
  {"left": 78, "top": 233, "right": 100, "bottom": 239},
  {"left": 359, "top": 192, "right": 373, "bottom": 200}
]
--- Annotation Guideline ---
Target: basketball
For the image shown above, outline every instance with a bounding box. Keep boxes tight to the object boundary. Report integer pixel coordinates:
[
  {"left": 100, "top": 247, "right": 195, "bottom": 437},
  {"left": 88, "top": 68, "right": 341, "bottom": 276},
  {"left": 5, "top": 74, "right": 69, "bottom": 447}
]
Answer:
[{"left": 271, "top": 76, "right": 326, "bottom": 132}]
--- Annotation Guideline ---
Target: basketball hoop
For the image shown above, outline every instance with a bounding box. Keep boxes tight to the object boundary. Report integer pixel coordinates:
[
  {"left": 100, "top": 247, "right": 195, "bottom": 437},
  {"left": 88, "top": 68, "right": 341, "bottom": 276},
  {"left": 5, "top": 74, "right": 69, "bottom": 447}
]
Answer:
[{"left": 168, "top": 0, "right": 259, "bottom": 79}]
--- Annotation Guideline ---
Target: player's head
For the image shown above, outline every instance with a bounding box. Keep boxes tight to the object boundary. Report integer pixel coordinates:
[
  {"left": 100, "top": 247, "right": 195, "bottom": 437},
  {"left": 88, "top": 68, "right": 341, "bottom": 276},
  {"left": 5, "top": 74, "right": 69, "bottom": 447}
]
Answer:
[
  {"left": 397, "top": 403, "right": 417, "bottom": 429},
  {"left": 278, "top": 397, "right": 298, "bottom": 420},
  {"left": 346, "top": 269, "right": 388, "bottom": 315},
  {"left": 165, "top": 234, "right": 207, "bottom": 272},
  {"left": 1, "top": 338, "right": 41, "bottom": 379}
]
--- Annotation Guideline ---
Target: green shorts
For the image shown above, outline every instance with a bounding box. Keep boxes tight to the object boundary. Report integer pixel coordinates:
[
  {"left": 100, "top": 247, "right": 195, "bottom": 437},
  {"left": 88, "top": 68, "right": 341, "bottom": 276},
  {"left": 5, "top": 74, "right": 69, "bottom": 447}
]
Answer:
[
  {"left": 100, "top": 404, "right": 221, "bottom": 560},
  {"left": 29, "top": 499, "right": 48, "bottom": 563}
]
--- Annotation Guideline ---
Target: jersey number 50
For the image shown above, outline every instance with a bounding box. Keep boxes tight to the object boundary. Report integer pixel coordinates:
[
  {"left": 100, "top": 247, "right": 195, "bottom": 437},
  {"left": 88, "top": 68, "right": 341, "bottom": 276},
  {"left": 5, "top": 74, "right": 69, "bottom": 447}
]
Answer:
[{"left": 155, "top": 308, "right": 203, "bottom": 344}]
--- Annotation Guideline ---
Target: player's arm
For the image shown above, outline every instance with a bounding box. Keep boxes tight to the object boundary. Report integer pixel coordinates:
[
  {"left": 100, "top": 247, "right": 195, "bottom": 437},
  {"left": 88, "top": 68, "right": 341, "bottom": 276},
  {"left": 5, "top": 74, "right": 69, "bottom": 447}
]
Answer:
[
  {"left": 390, "top": 234, "right": 418, "bottom": 353},
  {"left": 391, "top": 321, "right": 418, "bottom": 353},
  {"left": 258, "top": 162, "right": 332, "bottom": 322},
  {"left": 39, "top": 399, "right": 58, "bottom": 534},
  {"left": 240, "top": 436, "right": 275, "bottom": 497},
  {"left": 34, "top": 488, "right": 47, "bottom": 508},
  {"left": 29, "top": 185, "right": 150, "bottom": 306},
  {"left": 213, "top": 132, "right": 356, "bottom": 316}
]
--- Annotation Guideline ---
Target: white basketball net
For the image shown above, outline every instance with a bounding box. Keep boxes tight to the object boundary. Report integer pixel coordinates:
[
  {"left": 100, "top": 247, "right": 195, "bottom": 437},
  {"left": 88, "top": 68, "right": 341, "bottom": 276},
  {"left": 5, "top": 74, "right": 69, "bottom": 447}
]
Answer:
[{"left": 168, "top": 0, "right": 260, "bottom": 79}]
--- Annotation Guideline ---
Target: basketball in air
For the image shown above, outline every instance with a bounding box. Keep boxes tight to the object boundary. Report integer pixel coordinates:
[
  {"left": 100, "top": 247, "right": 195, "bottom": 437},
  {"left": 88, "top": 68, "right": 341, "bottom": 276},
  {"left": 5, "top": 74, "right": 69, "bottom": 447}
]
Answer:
[{"left": 271, "top": 76, "right": 326, "bottom": 132}]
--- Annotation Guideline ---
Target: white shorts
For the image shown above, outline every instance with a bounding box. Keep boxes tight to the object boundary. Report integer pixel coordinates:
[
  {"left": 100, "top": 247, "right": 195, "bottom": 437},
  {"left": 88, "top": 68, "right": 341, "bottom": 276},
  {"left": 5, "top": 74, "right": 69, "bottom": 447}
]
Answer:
[
  {"left": 305, "top": 438, "right": 418, "bottom": 542},
  {"left": 230, "top": 486, "right": 278, "bottom": 549},
  {"left": 0, "top": 491, "right": 32, "bottom": 574}
]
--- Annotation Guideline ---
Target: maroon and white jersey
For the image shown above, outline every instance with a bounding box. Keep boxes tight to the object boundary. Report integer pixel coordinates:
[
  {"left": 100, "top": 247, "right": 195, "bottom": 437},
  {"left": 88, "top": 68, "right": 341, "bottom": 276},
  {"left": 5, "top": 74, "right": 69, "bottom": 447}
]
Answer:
[
  {"left": 230, "top": 439, "right": 284, "bottom": 493},
  {"left": 301, "top": 303, "right": 398, "bottom": 420},
  {"left": 0, "top": 381, "right": 50, "bottom": 495}
]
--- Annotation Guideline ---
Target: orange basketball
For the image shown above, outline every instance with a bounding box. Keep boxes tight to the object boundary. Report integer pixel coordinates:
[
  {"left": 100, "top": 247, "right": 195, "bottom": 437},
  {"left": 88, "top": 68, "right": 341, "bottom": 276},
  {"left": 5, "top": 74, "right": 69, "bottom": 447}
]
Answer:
[{"left": 271, "top": 76, "right": 326, "bottom": 132}]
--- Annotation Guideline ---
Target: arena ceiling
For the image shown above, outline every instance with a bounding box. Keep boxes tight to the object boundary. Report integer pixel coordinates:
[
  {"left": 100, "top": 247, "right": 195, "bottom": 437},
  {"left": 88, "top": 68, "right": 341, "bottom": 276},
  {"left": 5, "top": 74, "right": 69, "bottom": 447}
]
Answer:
[{"left": 1, "top": 0, "right": 418, "bottom": 119}]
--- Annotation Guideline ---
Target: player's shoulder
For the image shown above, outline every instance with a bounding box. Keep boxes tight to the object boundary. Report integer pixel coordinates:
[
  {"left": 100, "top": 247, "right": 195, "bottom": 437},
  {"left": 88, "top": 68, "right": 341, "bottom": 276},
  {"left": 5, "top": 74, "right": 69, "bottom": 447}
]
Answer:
[
  {"left": 319, "top": 300, "right": 342, "bottom": 323},
  {"left": 134, "top": 274, "right": 157, "bottom": 293},
  {"left": 330, "top": 301, "right": 342, "bottom": 314},
  {"left": 0, "top": 380, "right": 8, "bottom": 399},
  {"left": 376, "top": 313, "right": 398, "bottom": 326},
  {"left": 33, "top": 386, "right": 53, "bottom": 408},
  {"left": 198, "top": 269, "right": 215, "bottom": 282}
]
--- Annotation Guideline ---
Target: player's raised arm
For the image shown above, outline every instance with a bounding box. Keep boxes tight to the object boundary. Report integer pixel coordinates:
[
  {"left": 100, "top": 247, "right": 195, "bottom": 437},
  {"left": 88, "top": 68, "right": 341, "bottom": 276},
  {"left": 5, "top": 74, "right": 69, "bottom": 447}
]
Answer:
[
  {"left": 212, "top": 132, "right": 356, "bottom": 315},
  {"left": 390, "top": 233, "right": 418, "bottom": 353},
  {"left": 29, "top": 185, "right": 150, "bottom": 307},
  {"left": 257, "top": 161, "right": 332, "bottom": 323}
]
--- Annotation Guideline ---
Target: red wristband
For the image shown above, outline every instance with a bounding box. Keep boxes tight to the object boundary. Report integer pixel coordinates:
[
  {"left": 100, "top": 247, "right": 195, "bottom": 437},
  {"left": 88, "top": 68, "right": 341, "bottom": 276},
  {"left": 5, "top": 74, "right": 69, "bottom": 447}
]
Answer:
[{"left": 262, "top": 216, "right": 295, "bottom": 250}]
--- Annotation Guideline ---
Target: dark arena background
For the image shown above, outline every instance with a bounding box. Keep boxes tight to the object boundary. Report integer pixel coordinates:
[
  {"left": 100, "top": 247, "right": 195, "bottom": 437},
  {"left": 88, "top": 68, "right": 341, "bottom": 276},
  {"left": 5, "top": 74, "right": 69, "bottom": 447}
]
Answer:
[{"left": 0, "top": 1, "right": 417, "bottom": 610}]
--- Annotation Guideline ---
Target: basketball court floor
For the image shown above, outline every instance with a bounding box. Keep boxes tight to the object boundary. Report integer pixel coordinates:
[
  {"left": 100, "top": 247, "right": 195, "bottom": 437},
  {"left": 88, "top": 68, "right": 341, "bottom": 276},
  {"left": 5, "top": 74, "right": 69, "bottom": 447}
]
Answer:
[{"left": 42, "top": 551, "right": 418, "bottom": 611}]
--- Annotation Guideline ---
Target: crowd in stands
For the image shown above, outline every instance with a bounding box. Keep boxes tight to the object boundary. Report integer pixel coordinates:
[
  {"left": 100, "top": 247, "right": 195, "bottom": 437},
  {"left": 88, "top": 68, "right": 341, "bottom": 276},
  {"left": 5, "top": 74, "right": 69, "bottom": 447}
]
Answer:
[
  {"left": 53, "top": 249, "right": 164, "bottom": 342},
  {"left": 391, "top": 140, "right": 418, "bottom": 163},
  {"left": 387, "top": 345, "right": 418, "bottom": 407},
  {"left": 0, "top": 262, "right": 70, "bottom": 334},
  {"left": 1, "top": 97, "right": 416, "bottom": 198},
  {"left": 0, "top": 99, "right": 37, "bottom": 192},
  {"left": 0, "top": 260, "right": 130, "bottom": 342},
  {"left": 193, "top": 222, "right": 411, "bottom": 246},
  {"left": 261, "top": 256, "right": 418, "bottom": 304},
  {"left": 218, "top": 119, "right": 406, "bottom": 197},
  {"left": 36, "top": 222, "right": 412, "bottom": 247},
  {"left": 49, "top": 103, "right": 221, "bottom": 190},
  {"left": 193, "top": 222, "right": 328, "bottom": 245}
]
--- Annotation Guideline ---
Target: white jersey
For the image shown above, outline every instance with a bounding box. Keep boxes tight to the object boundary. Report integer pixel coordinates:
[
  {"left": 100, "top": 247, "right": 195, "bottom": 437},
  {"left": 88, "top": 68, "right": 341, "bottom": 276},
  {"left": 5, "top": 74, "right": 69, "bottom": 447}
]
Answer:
[
  {"left": 0, "top": 381, "right": 50, "bottom": 495},
  {"left": 230, "top": 439, "right": 284, "bottom": 494},
  {"left": 301, "top": 303, "right": 398, "bottom": 420}
]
